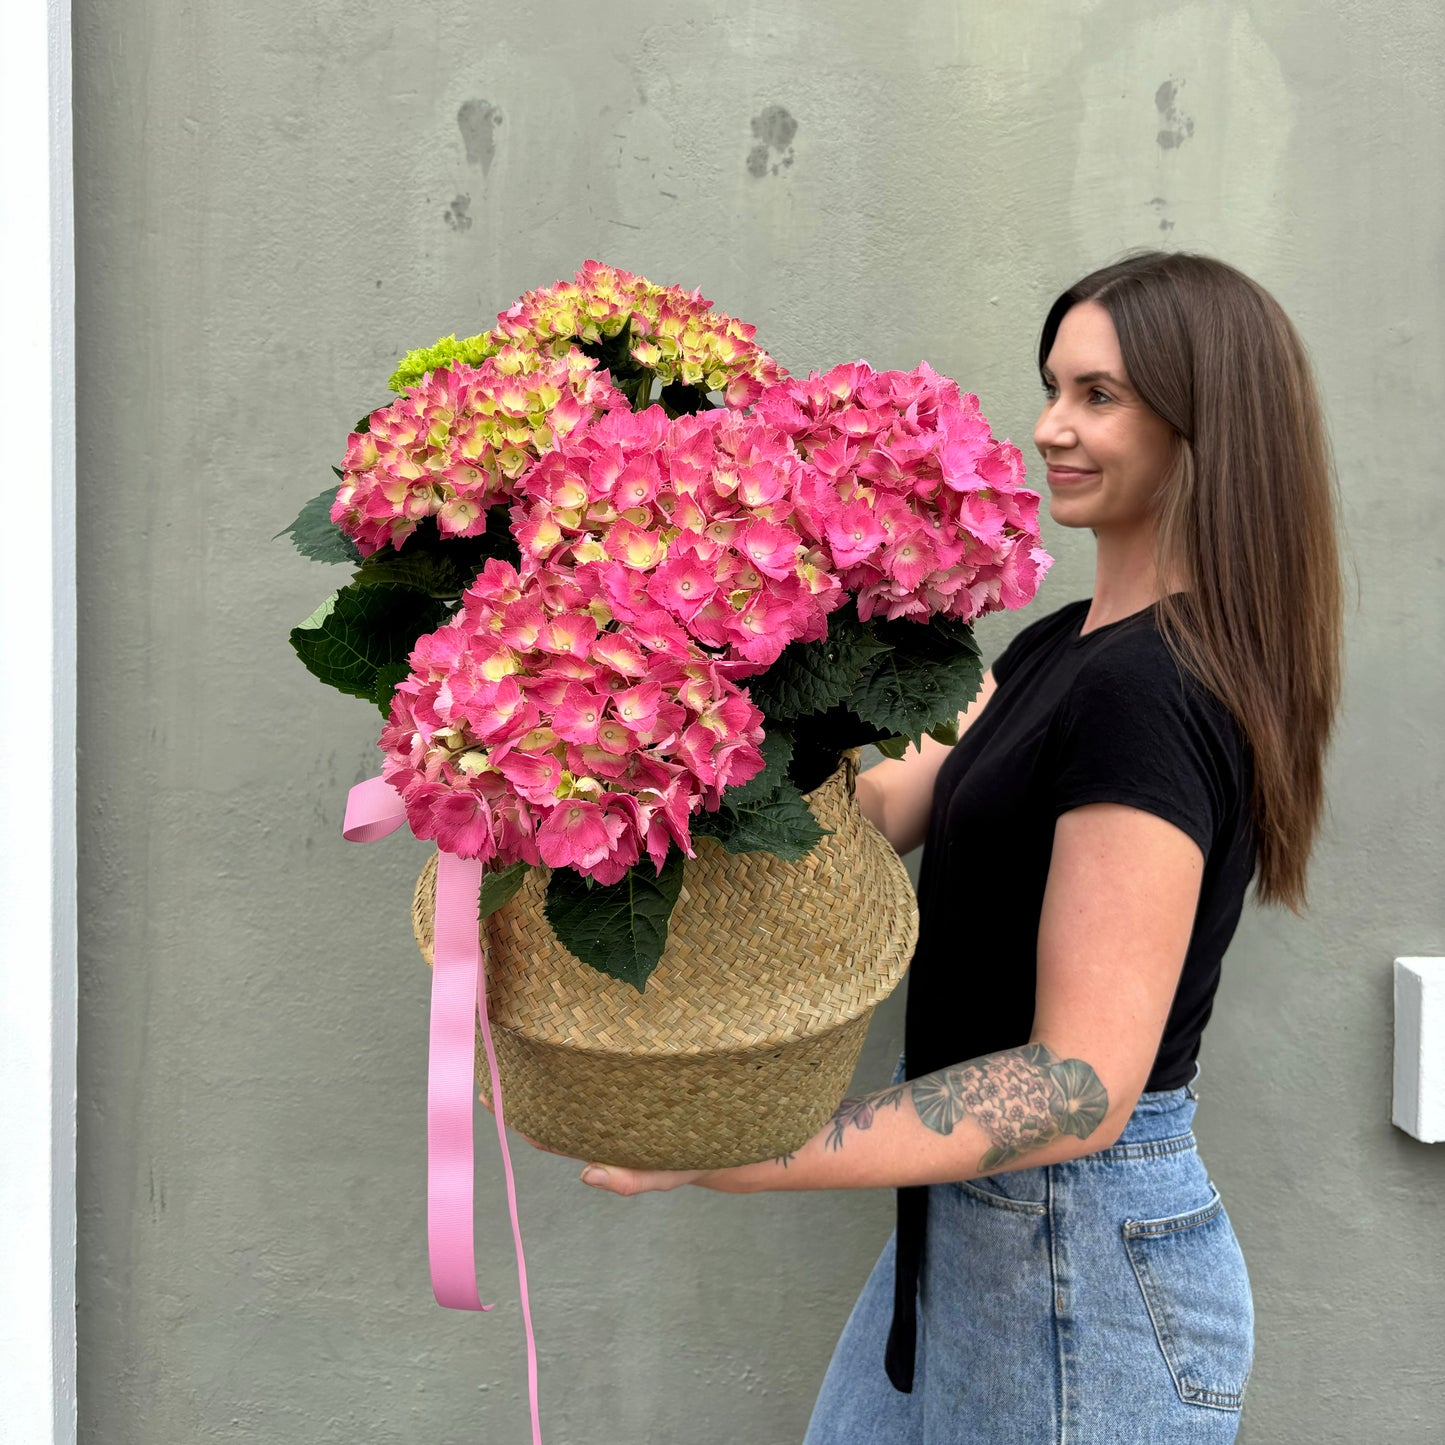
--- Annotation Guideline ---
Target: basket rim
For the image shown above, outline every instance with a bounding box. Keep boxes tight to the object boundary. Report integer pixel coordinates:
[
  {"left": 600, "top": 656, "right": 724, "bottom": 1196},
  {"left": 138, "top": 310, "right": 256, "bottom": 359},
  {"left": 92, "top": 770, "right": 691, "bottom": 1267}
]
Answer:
[{"left": 410, "top": 758, "right": 918, "bottom": 1056}]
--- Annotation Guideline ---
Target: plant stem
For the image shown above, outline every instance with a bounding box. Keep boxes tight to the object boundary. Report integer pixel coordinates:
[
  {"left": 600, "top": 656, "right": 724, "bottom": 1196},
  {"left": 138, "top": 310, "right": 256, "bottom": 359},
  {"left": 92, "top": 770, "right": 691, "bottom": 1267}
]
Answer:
[{"left": 634, "top": 372, "right": 652, "bottom": 412}]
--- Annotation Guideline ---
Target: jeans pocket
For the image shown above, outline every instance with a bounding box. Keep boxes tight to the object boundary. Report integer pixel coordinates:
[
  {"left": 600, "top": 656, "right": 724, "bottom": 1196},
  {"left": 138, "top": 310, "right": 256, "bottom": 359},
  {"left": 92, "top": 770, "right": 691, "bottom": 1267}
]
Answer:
[
  {"left": 1122, "top": 1185, "right": 1254, "bottom": 1411},
  {"left": 955, "top": 1175, "right": 1048, "bottom": 1214}
]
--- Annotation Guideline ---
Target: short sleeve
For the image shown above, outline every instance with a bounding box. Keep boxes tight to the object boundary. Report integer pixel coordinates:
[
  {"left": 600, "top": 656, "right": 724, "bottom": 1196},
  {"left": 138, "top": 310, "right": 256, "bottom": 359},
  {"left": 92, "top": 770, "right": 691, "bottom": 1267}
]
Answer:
[{"left": 1048, "top": 639, "right": 1235, "bottom": 858}]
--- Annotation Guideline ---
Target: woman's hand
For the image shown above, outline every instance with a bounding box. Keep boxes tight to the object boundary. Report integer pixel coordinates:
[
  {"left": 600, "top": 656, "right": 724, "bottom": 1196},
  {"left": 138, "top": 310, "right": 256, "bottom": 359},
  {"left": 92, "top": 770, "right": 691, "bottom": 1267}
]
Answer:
[{"left": 478, "top": 1089, "right": 717, "bottom": 1194}]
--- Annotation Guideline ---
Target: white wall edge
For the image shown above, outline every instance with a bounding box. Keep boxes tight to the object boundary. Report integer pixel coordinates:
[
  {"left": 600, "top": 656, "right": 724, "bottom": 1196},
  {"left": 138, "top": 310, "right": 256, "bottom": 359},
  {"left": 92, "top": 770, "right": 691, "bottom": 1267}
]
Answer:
[
  {"left": 0, "top": 0, "right": 79, "bottom": 1441},
  {"left": 1393, "top": 957, "right": 1445, "bottom": 1144}
]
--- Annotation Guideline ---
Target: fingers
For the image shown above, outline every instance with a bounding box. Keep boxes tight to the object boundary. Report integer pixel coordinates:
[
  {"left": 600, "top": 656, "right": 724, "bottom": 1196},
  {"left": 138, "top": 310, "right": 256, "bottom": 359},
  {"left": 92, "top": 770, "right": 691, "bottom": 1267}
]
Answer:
[{"left": 580, "top": 1166, "right": 705, "bottom": 1196}]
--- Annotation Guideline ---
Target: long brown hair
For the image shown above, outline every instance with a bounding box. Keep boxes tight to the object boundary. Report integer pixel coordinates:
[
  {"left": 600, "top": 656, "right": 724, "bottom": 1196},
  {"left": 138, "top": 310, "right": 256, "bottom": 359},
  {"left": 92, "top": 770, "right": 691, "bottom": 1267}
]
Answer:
[{"left": 1038, "top": 249, "right": 1352, "bottom": 912}]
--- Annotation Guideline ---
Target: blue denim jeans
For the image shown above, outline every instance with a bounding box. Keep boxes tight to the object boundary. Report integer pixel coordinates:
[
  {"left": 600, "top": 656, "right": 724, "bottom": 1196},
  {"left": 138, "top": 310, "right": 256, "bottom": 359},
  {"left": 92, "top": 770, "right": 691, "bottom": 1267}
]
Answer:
[{"left": 802, "top": 1056, "right": 1253, "bottom": 1443}]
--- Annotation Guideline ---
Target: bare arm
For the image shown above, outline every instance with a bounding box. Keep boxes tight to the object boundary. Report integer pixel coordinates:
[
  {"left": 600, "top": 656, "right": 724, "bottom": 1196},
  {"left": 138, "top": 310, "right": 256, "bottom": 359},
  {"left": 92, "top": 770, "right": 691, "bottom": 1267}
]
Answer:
[
  {"left": 591, "top": 800, "right": 1204, "bottom": 1196},
  {"left": 854, "top": 666, "right": 999, "bottom": 856}
]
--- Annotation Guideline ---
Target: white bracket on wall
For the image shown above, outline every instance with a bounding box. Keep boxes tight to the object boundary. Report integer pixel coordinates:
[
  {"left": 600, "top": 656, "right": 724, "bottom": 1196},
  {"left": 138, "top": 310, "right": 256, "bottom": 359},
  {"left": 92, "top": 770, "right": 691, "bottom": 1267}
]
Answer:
[{"left": 1393, "top": 957, "right": 1445, "bottom": 1143}]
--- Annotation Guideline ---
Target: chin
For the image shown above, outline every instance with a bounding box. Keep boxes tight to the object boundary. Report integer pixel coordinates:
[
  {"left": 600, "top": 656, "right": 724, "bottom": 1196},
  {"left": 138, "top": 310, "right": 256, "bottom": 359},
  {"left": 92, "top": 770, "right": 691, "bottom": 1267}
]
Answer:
[{"left": 1046, "top": 499, "right": 1095, "bottom": 529}]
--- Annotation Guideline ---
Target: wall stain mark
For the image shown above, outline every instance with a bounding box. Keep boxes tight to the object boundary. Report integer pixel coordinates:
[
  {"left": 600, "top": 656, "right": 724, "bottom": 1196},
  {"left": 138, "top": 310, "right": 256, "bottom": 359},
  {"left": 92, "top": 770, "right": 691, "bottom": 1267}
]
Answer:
[
  {"left": 148, "top": 1162, "right": 166, "bottom": 1221},
  {"left": 1147, "top": 195, "right": 1175, "bottom": 233},
  {"left": 1155, "top": 79, "right": 1195, "bottom": 150},
  {"left": 747, "top": 104, "right": 797, "bottom": 178},
  {"left": 443, "top": 194, "right": 473, "bottom": 232},
  {"left": 457, "top": 99, "right": 503, "bottom": 174}
]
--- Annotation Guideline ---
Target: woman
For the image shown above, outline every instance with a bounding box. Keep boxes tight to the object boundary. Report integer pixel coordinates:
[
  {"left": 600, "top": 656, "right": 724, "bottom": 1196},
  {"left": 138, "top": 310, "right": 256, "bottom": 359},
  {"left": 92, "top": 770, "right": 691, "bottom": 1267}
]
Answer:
[{"left": 543, "top": 250, "right": 1346, "bottom": 1441}]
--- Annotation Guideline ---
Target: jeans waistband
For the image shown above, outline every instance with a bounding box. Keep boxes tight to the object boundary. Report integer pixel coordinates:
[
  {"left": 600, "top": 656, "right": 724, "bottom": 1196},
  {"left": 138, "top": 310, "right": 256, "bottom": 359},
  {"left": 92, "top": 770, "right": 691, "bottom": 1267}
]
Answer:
[{"left": 1112, "top": 1059, "right": 1201, "bottom": 1146}]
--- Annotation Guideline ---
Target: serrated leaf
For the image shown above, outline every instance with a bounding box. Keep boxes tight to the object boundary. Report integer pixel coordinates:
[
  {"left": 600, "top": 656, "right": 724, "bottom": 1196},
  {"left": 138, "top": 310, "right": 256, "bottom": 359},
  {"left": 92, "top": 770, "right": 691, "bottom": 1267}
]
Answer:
[
  {"left": 274, "top": 485, "right": 364, "bottom": 565},
  {"left": 350, "top": 549, "right": 467, "bottom": 597},
  {"left": 289, "top": 581, "right": 451, "bottom": 704},
  {"left": 873, "top": 735, "right": 910, "bottom": 760},
  {"left": 722, "top": 726, "right": 793, "bottom": 807},
  {"left": 785, "top": 705, "right": 904, "bottom": 794},
  {"left": 370, "top": 660, "right": 414, "bottom": 716},
  {"left": 691, "top": 780, "right": 828, "bottom": 861},
  {"left": 927, "top": 717, "right": 960, "bottom": 747},
  {"left": 848, "top": 616, "right": 983, "bottom": 748},
  {"left": 542, "top": 852, "right": 685, "bottom": 991},
  {"left": 745, "top": 604, "right": 891, "bottom": 720},
  {"left": 448, "top": 521, "right": 524, "bottom": 577},
  {"left": 477, "top": 861, "right": 531, "bottom": 920}
]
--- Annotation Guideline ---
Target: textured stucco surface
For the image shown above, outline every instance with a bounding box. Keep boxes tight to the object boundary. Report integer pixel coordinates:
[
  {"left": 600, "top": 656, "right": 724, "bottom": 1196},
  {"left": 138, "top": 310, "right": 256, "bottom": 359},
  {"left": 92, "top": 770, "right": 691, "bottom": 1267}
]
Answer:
[{"left": 74, "top": 1, "right": 1442, "bottom": 1441}]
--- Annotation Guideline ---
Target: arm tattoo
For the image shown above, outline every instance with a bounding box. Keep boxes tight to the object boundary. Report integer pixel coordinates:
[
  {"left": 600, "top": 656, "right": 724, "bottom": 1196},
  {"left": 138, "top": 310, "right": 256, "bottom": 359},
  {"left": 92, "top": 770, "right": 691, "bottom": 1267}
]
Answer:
[
  {"left": 822, "top": 1043, "right": 1109, "bottom": 1172},
  {"left": 824, "top": 1083, "right": 910, "bottom": 1152}
]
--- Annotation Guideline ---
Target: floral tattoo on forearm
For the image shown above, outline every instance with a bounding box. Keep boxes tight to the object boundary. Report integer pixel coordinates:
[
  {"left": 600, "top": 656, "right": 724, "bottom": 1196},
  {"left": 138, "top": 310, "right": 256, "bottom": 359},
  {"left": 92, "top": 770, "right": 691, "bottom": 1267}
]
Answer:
[{"left": 820, "top": 1042, "right": 1110, "bottom": 1172}]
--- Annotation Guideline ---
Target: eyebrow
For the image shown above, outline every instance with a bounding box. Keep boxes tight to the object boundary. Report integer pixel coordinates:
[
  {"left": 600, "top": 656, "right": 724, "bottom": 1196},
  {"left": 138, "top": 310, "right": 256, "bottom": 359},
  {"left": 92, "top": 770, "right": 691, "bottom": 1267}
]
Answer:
[{"left": 1040, "top": 365, "right": 1129, "bottom": 388}]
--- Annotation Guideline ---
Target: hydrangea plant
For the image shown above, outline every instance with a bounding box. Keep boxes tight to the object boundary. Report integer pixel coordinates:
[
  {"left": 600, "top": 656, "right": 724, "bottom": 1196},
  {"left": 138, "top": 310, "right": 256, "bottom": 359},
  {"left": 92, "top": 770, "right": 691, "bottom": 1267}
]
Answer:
[{"left": 279, "top": 261, "right": 1052, "bottom": 985}]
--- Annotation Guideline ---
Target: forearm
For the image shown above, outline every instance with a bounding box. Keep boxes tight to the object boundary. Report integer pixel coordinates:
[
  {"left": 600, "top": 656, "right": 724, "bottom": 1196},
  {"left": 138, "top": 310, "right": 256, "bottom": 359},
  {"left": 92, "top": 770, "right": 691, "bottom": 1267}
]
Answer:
[
  {"left": 853, "top": 755, "right": 931, "bottom": 857},
  {"left": 697, "top": 1040, "right": 1114, "bottom": 1194}
]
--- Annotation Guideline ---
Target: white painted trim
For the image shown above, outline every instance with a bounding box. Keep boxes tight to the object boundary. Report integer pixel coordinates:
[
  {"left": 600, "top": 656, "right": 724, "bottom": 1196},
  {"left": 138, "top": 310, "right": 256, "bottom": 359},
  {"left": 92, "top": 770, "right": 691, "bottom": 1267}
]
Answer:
[
  {"left": 1393, "top": 958, "right": 1445, "bottom": 1143},
  {"left": 0, "top": 0, "right": 78, "bottom": 1441}
]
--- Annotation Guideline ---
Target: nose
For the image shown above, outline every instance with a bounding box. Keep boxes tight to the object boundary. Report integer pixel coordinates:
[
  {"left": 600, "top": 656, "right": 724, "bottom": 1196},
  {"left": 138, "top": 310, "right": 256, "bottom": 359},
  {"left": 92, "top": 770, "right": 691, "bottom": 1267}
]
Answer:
[{"left": 1034, "top": 403, "right": 1078, "bottom": 457}]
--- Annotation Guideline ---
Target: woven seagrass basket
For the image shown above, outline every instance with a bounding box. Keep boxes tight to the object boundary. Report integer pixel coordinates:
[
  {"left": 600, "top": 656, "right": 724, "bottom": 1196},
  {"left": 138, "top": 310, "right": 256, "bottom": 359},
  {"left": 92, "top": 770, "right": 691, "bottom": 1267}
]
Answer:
[{"left": 411, "top": 754, "right": 918, "bottom": 1170}]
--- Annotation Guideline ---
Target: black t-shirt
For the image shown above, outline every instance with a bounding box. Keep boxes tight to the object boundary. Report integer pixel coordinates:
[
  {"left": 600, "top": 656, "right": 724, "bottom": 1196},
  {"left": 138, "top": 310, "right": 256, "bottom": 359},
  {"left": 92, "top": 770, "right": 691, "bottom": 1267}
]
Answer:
[{"left": 883, "top": 593, "right": 1258, "bottom": 1393}]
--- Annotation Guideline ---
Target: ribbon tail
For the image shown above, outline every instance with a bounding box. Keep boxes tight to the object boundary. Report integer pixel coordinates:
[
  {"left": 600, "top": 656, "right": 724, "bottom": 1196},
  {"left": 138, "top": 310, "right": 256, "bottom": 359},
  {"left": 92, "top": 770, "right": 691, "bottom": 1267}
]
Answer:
[
  {"left": 431, "top": 848, "right": 544, "bottom": 1442},
  {"left": 428, "top": 849, "right": 492, "bottom": 1310},
  {"left": 475, "top": 914, "right": 544, "bottom": 1445}
]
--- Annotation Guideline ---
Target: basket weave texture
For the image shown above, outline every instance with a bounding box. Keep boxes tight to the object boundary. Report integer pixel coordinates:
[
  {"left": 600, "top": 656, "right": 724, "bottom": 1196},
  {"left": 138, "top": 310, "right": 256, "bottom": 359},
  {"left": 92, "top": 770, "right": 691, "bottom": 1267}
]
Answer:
[{"left": 412, "top": 758, "right": 919, "bottom": 1169}]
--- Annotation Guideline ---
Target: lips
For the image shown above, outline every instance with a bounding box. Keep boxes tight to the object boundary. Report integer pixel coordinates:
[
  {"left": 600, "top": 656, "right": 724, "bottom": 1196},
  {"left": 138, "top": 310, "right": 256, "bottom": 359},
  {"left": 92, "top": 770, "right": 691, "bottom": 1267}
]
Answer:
[{"left": 1046, "top": 467, "right": 1096, "bottom": 483}]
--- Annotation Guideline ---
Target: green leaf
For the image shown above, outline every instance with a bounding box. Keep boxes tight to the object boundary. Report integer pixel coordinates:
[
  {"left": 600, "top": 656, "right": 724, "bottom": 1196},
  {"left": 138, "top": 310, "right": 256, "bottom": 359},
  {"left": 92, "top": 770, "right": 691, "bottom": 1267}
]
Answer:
[
  {"left": 369, "top": 660, "right": 413, "bottom": 716},
  {"left": 445, "top": 520, "right": 524, "bottom": 577},
  {"left": 393, "top": 514, "right": 522, "bottom": 582},
  {"left": 848, "top": 615, "right": 983, "bottom": 748},
  {"left": 657, "top": 380, "right": 716, "bottom": 417},
  {"left": 927, "top": 717, "right": 960, "bottom": 747},
  {"left": 745, "top": 604, "right": 891, "bottom": 720},
  {"left": 785, "top": 705, "right": 902, "bottom": 794},
  {"left": 289, "top": 581, "right": 451, "bottom": 704},
  {"left": 477, "top": 861, "right": 531, "bottom": 920},
  {"left": 274, "top": 485, "right": 364, "bottom": 565},
  {"left": 691, "top": 780, "right": 828, "bottom": 861},
  {"left": 573, "top": 321, "right": 645, "bottom": 385},
  {"left": 543, "top": 852, "right": 686, "bottom": 991},
  {"left": 350, "top": 549, "right": 467, "bottom": 598},
  {"left": 722, "top": 727, "right": 793, "bottom": 807},
  {"left": 873, "top": 735, "right": 910, "bottom": 760}
]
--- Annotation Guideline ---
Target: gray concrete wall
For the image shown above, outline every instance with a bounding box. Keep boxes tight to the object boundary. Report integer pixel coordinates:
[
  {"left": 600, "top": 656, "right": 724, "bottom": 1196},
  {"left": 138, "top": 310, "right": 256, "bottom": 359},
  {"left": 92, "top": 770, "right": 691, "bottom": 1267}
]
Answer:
[{"left": 74, "top": 2, "right": 1442, "bottom": 1440}]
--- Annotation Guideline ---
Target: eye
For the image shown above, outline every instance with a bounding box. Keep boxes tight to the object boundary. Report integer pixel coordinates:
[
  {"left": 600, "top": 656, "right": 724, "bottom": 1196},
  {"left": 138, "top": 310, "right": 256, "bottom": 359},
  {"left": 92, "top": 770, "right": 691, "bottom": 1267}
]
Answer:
[{"left": 1040, "top": 382, "right": 1112, "bottom": 404}]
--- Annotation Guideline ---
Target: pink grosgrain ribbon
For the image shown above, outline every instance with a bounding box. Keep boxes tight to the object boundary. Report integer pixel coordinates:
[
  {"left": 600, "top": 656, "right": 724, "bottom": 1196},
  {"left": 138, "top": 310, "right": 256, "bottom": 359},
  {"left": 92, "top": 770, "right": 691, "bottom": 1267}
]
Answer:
[{"left": 342, "top": 773, "right": 543, "bottom": 1444}]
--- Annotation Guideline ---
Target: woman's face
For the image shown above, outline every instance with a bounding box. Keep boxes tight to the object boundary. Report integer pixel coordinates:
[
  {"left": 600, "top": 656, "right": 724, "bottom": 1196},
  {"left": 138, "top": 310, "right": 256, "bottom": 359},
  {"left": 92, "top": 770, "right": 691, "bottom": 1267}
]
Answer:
[{"left": 1032, "top": 300, "right": 1179, "bottom": 539}]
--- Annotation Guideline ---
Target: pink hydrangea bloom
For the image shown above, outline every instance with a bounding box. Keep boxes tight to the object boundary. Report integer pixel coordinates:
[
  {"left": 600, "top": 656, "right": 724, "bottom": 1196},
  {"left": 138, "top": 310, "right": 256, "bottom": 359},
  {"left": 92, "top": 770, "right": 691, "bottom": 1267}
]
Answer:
[
  {"left": 332, "top": 345, "right": 627, "bottom": 558},
  {"left": 512, "top": 406, "right": 845, "bottom": 674},
  {"left": 378, "top": 559, "right": 766, "bottom": 881},
  {"left": 754, "top": 361, "right": 1053, "bottom": 623}
]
